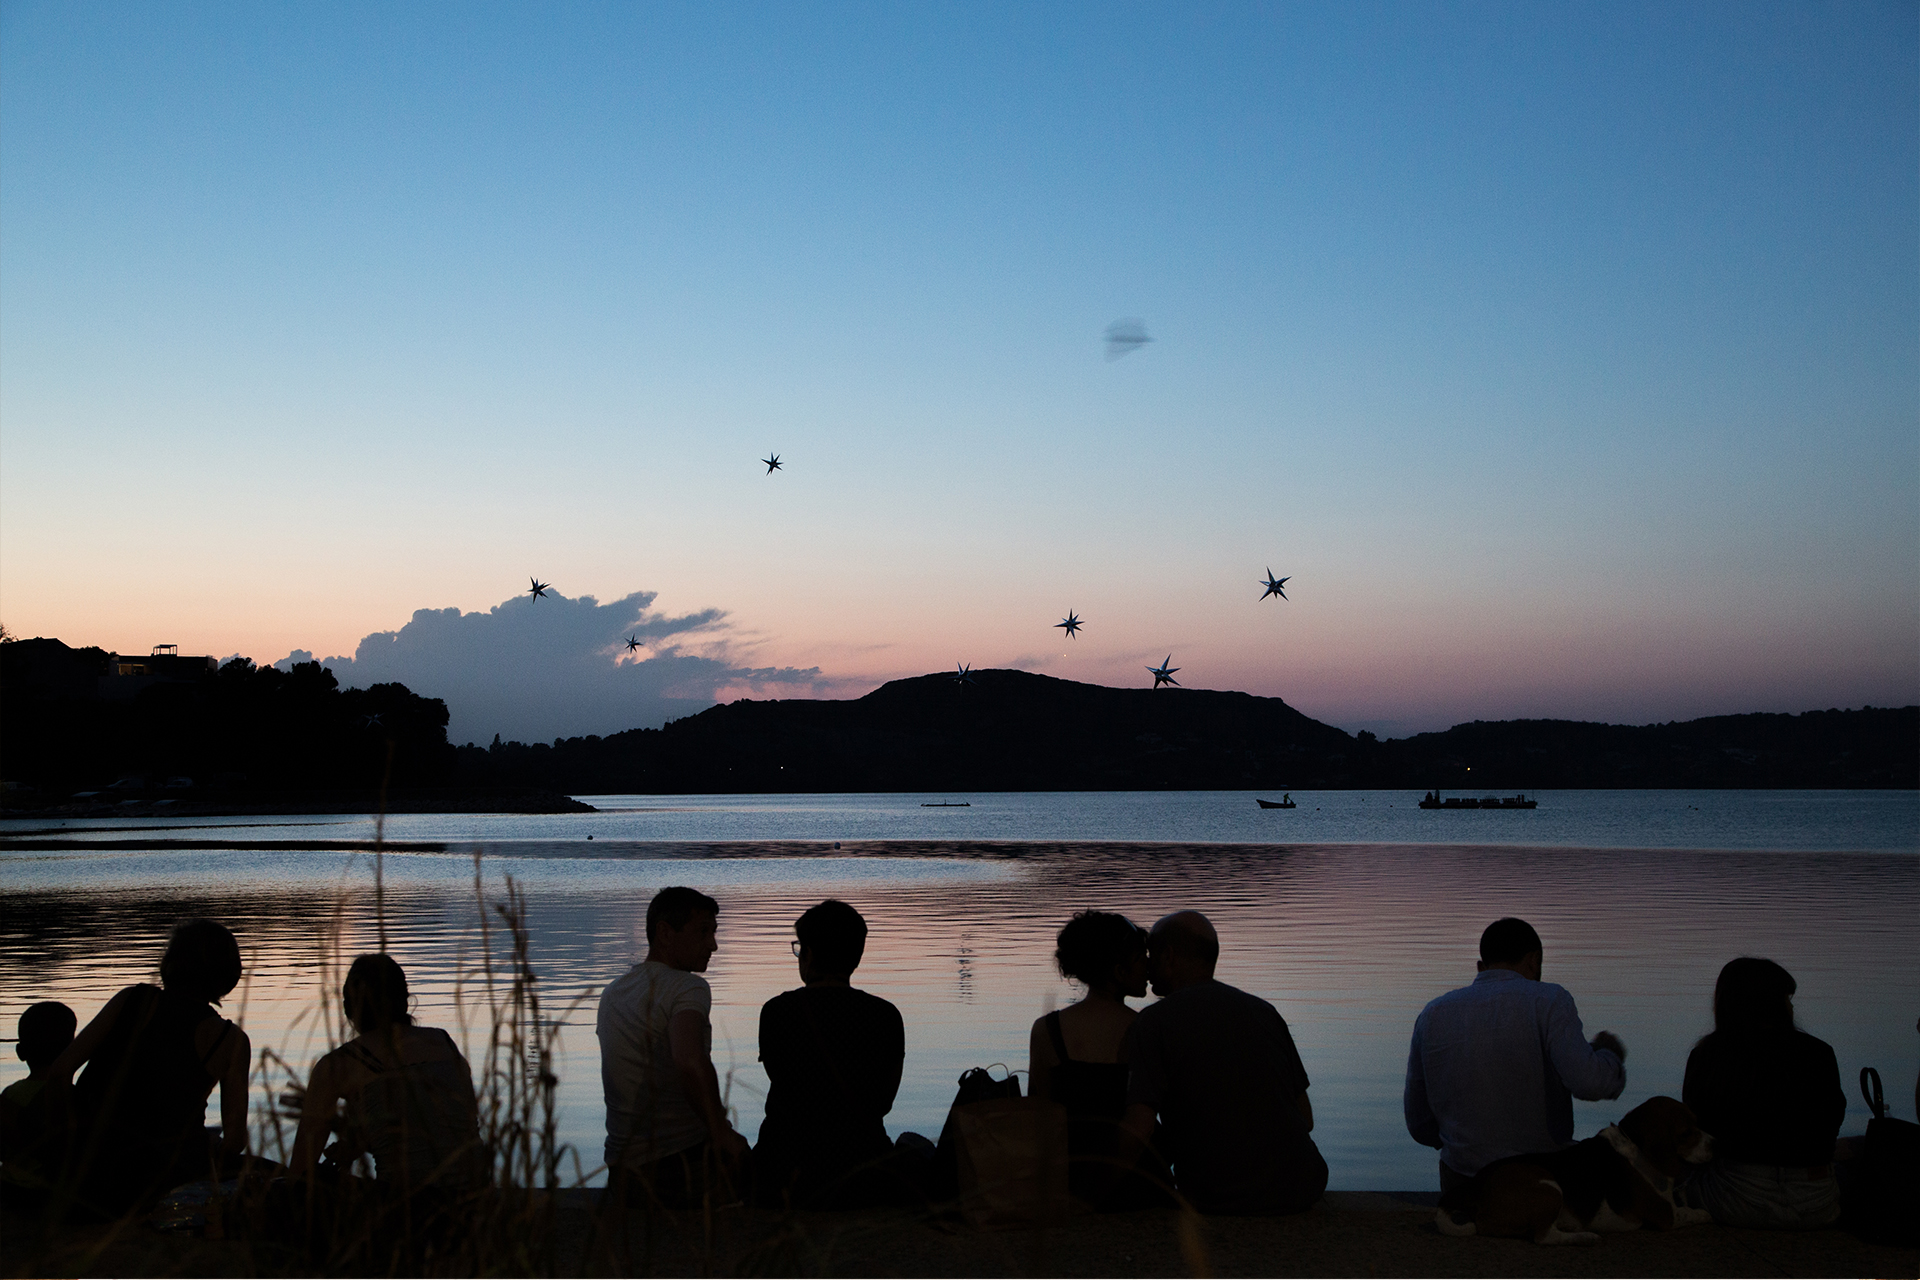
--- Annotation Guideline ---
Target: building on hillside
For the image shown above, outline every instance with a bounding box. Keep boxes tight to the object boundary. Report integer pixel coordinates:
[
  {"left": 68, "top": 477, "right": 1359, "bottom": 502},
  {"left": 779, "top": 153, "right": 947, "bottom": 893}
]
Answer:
[{"left": 99, "top": 644, "right": 217, "bottom": 700}]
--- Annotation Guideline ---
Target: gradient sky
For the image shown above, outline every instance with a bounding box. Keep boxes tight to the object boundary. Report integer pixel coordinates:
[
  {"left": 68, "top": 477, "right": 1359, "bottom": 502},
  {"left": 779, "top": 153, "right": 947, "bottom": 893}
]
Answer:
[{"left": 3, "top": 1, "right": 1915, "bottom": 741}]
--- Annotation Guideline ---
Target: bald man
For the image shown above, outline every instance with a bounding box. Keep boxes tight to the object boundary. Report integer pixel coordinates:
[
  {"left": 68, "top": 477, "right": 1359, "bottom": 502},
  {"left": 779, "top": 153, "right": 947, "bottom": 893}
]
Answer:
[{"left": 1118, "top": 911, "right": 1327, "bottom": 1215}]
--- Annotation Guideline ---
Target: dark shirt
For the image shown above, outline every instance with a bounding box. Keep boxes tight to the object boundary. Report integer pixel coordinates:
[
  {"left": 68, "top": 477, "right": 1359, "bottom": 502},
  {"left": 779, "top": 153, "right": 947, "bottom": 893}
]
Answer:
[
  {"left": 1125, "top": 979, "right": 1327, "bottom": 1215},
  {"left": 755, "top": 985, "right": 904, "bottom": 1202},
  {"left": 1683, "top": 1028, "right": 1844, "bottom": 1167},
  {"left": 70, "top": 984, "right": 228, "bottom": 1213}
]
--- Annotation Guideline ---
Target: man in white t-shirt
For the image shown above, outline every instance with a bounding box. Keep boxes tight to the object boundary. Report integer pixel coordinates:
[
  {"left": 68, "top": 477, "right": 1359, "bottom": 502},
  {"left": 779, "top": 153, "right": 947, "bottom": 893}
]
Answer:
[{"left": 597, "top": 885, "right": 750, "bottom": 1207}]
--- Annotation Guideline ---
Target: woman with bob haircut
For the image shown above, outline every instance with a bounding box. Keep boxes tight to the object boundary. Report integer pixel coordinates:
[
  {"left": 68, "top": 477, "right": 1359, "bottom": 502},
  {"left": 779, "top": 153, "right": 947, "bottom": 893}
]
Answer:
[
  {"left": 291, "top": 953, "right": 483, "bottom": 1195},
  {"left": 46, "top": 919, "right": 253, "bottom": 1216},
  {"left": 1027, "top": 909, "right": 1167, "bottom": 1208},
  {"left": 1681, "top": 956, "right": 1845, "bottom": 1229}
]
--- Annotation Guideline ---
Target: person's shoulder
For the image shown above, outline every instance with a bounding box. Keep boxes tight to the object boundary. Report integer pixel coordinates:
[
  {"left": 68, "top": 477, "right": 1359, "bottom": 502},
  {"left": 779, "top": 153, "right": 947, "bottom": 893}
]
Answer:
[
  {"left": 761, "top": 986, "right": 808, "bottom": 1015},
  {"left": 1789, "top": 1028, "right": 1839, "bottom": 1061},
  {"left": 848, "top": 986, "right": 901, "bottom": 1017},
  {"left": 0, "top": 1076, "right": 41, "bottom": 1106}
]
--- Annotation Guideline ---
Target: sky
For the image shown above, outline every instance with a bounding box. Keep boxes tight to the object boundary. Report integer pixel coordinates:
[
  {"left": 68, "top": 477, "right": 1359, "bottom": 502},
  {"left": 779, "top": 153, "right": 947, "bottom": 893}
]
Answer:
[{"left": 2, "top": 1, "right": 1915, "bottom": 744}]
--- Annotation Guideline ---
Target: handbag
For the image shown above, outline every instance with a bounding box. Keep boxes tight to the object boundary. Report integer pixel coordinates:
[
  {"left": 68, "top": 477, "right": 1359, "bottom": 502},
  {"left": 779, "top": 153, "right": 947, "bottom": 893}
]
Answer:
[
  {"left": 927, "top": 1065, "right": 1024, "bottom": 1203},
  {"left": 951, "top": 1096, "right": 1070, "bottom": 1228},
  {"left": 1844, "top": 1067, "right": 1919, "bottom": 1246}
]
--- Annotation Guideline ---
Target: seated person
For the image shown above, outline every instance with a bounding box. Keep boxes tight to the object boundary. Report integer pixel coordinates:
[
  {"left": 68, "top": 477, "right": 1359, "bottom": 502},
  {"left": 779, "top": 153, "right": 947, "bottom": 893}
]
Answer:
[
  {"left": 1028, "top": 910, "right": 1166, "bottom": 1208},
  {"left": 0, "top": 1001, "right": 77, "bottom": 1204},
  {"left": 597, "top": 886, "right": 750, "bottom": 1210},
  {"left": 291, "top": 954, "right": 484, "bottom": 1195},
  {"left": 1403, "top": 917, "right": 1625, "bottom": 1198},
  {"left": 1681, "top": 957, "right": 1844, "bottom": 1229},
  {"left": 1118, "top": 912, "right": 1327, "bottom": 1215},
  {"left": 45, "top": 919, "right": 253, "bottom": 1217},
  {"left": 754, "top": 899, "right": 906, "bottom": 1208}
]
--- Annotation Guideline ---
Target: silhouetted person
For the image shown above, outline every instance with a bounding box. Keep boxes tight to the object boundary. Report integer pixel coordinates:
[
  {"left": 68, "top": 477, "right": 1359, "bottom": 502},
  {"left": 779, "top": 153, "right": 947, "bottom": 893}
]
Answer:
[
  {"left": 753, "top": 899, "right": 905, "bottom": 1208},
  {"left": 46, "top": 919, "right": 253, "bottom": 1217},
  {"left": 0, "top": 1001, "right": 76, "bottom": 1206},
  {"left": 1679, "top": 957, "right": 1843, "bottom": 1228},
  {"left": 1117, "top": 911, "right": 1327, "bottom": 1214},
  {"left": 290, "top": 954, "right": 483, "bottom": 1194},
  {"left": 1028, "top": 909, "right": 1167, "bottom": 1209},
  {"left": 1404, "top": 917, "right": 1625, "bottom": 1199},
  {"left": 597, "top": 886, "right": 748, "bottom": 1209}
]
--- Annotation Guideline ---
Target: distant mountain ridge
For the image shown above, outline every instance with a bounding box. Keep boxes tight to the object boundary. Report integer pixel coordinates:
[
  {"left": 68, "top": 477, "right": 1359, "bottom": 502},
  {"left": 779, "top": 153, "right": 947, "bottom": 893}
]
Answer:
[{"left": 454, "top": 669, "right": 1918, "bottom": 793}]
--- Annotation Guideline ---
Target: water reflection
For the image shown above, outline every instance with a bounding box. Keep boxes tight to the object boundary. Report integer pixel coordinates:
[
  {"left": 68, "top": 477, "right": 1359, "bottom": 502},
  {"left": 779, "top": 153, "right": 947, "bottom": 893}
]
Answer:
[{"left": 0, "top": 841, "right": 1914, "bottom": 1190}]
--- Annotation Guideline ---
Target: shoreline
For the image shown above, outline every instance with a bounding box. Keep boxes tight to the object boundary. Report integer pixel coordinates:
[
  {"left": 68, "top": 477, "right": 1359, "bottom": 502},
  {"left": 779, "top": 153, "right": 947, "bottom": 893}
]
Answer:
[{"left": 6, "top": 1189, "right": 1913, "bottom": 1278}]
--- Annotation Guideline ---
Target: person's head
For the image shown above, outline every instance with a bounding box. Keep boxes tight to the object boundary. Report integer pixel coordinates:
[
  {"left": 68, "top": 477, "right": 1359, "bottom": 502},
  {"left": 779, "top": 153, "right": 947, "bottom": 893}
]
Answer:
[
  {"left": 1477, "top": 917, "right": 1543, "bottom": 980},
  {"left": 1055, "top": 910, "right": 1149, "bottom": 998},
  {"left": 1146, "top": 911, "right": 1219, "bottom": 996},
  {"left": 645, "top": 886, "right": 720, "bottom": 972},
  {"left": 794, "top": 899, "right": 867, "bottom": 983},
  {"left": 342, "top": 953, "right": 414, "bottom": 1034},
  {"left": 16, "top": 1001, "right": 76, "bottom": 1074},
  {"left": 160, "top": 918, "right": 243, "bottom": 1004},
  {"left": 1712, "top": 957, "right": 1796, "bottom": 1037}
]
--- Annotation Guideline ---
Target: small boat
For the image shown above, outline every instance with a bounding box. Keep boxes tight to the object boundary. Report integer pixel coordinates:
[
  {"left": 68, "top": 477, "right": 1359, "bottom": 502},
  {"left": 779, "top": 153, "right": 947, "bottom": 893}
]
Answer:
[
  {"left": 921, "top": 801, "right": 971, "bottom": 807},
  {"left": 1256, "top": 795, "right": 1297, "bottom": 809},
  {"left": 1418, "top": 791, "right": 1537, "bottom": 810}
]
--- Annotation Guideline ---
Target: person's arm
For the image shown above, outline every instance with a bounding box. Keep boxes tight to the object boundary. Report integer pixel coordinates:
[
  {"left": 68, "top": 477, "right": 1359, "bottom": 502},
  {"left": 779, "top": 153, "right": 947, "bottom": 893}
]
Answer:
[
  {"left": 1027, "top": 1017, "right": 1056, "bottom": 1104},
  {"left": 1404, "top": 1018, "right": 1441, "bottom": 1148},
  {"left": 214, "top": 1022, "right": 251, "bottom": 1159},
  {"left": 878, "top": 1006, "right": 904, "bottom": 1115},
  {"left": 668, "top": 1008, "right": 748, "bottom": 1160},
  {"left": 1544, "top": 989, "right": 1625, "bottom": 1101},
  {"left": 1296, "top": 1092, "right": 1314, "bottom": 1133},
  {"left": 0, "top": 1088, "right": 25, "bottom": 1162},
  {"left": 41, "top": 987, "right": 139, "bottom": 1097},
  {"left": 289, "top": 1051, "right": 343, "bottom": 1177}
]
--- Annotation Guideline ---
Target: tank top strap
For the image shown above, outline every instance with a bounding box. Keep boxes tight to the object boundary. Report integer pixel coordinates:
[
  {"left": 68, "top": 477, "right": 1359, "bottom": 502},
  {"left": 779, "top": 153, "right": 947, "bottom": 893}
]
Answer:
[{"left": 1045, "top": 1009, "right": 1073, "bottom": 1064}]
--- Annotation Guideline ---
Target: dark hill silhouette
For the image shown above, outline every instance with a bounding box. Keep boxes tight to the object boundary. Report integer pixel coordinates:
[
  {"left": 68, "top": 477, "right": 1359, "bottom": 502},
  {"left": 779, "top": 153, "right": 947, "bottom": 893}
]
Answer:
[{"left": 449, "top": 670, "right": 1918, "bottom": 794}]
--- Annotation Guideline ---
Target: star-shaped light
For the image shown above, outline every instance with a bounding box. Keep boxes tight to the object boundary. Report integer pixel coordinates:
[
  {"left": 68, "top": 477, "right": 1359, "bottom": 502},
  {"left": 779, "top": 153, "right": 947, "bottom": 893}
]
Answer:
[
  {"left": 952, "top": 662, "right": 976, "bottom": 685},
  {"left": 762, "top": 453, "right": 782, "bottom": 473},
  {"left": 1055, "top": 610, "right": 1084, "bottom": 639},
  {"left": 1147, "top": 656, "right": 1180, "bottom": 688},
  {"left": 1259, "top": 569, "right": 1289, "bottom": 601},
  {"left": 625, "top": 636, "right": 644, "bottom": 653},
  {"left": 529, "top": 577, "right": 551, "bottom": 601}
]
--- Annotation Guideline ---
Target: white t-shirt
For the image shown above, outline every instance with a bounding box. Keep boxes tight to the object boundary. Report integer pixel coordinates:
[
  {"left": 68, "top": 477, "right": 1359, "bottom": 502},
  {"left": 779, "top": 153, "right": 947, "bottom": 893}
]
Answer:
[{"left": 597, "top": 960, "right": 712, "bottom": 1169}]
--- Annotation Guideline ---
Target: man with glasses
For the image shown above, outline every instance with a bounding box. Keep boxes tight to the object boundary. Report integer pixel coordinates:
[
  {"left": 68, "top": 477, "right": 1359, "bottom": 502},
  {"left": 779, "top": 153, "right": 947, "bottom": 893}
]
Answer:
[{"left": 754, "top": 899, "right": 907, "bottom": 1208}]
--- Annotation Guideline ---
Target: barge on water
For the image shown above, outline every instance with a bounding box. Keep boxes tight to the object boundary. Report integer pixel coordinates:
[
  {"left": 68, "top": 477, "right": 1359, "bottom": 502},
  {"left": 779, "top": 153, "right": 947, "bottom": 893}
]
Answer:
[{"left": 1419, "top": 791, "right": 1537, "bottom": 810}]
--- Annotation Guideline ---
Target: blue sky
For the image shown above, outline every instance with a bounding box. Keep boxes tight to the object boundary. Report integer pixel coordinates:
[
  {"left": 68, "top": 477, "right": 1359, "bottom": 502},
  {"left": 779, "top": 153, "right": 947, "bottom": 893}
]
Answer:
[{"left": 2, "top": 1, "right": 1914, "bottom": 740}]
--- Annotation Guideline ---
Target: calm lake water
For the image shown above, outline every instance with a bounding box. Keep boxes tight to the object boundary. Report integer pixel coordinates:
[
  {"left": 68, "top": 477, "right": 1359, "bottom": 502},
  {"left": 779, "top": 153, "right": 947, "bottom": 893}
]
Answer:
[{"left": 2, "top": 789, "right": 1915, "bottom": 1191}]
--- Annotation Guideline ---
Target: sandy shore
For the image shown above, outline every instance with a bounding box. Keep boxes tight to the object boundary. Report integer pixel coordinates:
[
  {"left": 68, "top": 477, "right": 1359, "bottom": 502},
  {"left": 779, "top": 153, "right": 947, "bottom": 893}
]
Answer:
[{"left": 7, "top": 1190, "right": 1914, "bottom": 1278}]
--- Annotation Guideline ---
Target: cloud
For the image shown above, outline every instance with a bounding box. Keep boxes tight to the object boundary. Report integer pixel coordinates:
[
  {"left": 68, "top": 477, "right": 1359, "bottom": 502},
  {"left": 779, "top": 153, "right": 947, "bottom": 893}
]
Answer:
[{"left": 277, "top": 589, "right": 822, "bottom": 745}]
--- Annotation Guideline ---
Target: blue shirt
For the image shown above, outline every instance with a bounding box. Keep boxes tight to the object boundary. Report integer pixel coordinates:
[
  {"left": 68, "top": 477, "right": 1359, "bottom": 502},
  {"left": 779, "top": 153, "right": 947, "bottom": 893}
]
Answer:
[{"left": 1403, "top": 969, "right": 1625, "bottom": 1176}]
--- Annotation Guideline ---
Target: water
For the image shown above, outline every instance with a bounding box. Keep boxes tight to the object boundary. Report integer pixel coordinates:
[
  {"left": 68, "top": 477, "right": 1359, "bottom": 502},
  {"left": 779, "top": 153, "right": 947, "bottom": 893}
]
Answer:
[{"left": 2, "top": 790, "right": 1915, "bottom": 1191}]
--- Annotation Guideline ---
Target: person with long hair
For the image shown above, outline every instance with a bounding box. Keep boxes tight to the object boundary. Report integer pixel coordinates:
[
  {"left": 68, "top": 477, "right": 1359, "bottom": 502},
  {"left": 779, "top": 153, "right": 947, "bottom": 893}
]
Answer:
[
  {"left": 43, "top": 919, "right": 253, "bottom": 1217},
  {"left": 290, "top": 954, "right": 483, "bottom": 1194},
  {"left": 1681, "top": 956, "right": 1845, "bottom": 1228}
]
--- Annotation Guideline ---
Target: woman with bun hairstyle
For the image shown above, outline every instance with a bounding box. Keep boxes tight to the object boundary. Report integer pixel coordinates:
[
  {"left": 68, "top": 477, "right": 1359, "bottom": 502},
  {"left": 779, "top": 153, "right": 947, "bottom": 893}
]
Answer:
[
  {"left": 1027, "top": 909, "right": 1168, "bottom": 1208},
  {"left": 291, "top": 954, "right": 483, "bottom": 1195}
]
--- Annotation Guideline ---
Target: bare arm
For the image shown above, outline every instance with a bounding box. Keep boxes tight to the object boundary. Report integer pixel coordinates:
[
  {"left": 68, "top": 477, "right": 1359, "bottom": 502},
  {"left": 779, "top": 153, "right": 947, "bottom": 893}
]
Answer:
[
  {"left": 215, "top": 1023, "right": 251, "bottom": 1159},
  {"left": 289, "top": 1051, "right": 342, "bottom": 1177},
  {"left": 1027, "top": 1018, "right": 1056, "bottom": 1104},
  {"left": 668, "top": 1009, "right": 747, "bottom": 1159},
  {"left": 42, "top": 987, "right": 140, "bottom": 1097}
]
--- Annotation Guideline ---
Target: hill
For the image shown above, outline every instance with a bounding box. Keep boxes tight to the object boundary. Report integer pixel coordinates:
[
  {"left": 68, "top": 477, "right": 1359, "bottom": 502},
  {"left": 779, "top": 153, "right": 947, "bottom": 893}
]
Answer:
[{"left": 450, "top": 670, "right": 1918, "bottom": 793}]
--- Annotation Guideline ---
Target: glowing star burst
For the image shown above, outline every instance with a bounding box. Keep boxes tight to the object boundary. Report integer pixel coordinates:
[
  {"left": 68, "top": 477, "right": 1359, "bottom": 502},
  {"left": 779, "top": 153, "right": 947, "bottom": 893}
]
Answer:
[
  {"left": 762, "top": 453, "right": 782, "bottom": 473},
  {"left": 1147, "top": 656, "right": 1180, "bottom": 689},
  {"left": 1054, "top": 610, "right": 1085, "bottom": 640},
  {"left": 952, "top": 663, "right": 976, "bottom": 685},
  {"left": 528, "top": 577, "right": 551, "bottom": 600},
  {"left": 625, "top": 636, "right": 644, "bottom": 653},
  {"left": 1259, "top": 569, "right": 1290, "bottom": 601}
]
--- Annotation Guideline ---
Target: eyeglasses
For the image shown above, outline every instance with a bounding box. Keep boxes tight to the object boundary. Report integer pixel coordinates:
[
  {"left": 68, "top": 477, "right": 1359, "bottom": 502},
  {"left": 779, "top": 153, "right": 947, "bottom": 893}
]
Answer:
[{"left": 790, "top": 940, "right": 803, "bottom": 957}]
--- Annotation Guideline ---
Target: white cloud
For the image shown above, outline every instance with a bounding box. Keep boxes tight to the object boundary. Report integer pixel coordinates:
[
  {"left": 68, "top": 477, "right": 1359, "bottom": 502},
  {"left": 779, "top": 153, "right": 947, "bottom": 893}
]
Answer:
[{"left": 277, "top": 589, "right": 821, "bottom": 744}]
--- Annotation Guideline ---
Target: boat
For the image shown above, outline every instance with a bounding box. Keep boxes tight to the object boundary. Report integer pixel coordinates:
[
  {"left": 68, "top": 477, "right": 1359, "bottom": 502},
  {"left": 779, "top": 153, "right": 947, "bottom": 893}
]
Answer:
[
  {"left": 1418, "top": 791, "right": 1537, "bottom": 810},
  {"left": 1256, "top": 795, "right": 1297, "bottom": 809},
  {"left": 920, "top": 801, "right": 971, "bottom": 807}
]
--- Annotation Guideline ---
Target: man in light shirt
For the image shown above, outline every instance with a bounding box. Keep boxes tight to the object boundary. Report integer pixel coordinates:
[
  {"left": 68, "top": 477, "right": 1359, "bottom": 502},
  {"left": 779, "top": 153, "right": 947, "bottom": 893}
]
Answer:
[
  {"left": 597, "top": 885, "right": 750, "bottom": 1208},
  {"left": 1404, "top": 917, "right": 1627, "bottom": 1200}
]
